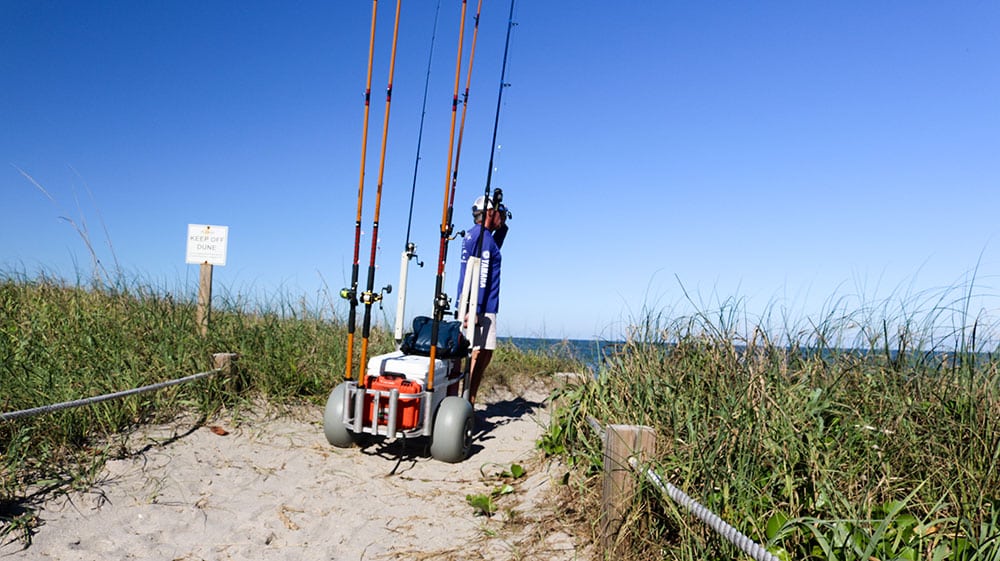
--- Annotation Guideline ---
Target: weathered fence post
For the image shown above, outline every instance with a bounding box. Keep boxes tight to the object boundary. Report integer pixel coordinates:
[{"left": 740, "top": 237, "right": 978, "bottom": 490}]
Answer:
[
  {"left": 196, "top": 262, "right": 213, "bottom": 337},
  {"left": 600, "top": 424, "right": 657, "bottom": 558},
  {"left": 211, "top": 352, "right": 240, "bottom": 393},
  {"left": 211, "top": 352, "right": 238, "bottom": 374}
]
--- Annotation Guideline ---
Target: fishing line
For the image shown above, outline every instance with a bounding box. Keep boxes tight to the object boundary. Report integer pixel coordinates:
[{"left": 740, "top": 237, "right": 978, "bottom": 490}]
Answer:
[
  {"left": 343, "top": 0, "right": 379, "bottom": 382},
  {"left": 403, "top": 0, "right": 442, "bottom": 249}
]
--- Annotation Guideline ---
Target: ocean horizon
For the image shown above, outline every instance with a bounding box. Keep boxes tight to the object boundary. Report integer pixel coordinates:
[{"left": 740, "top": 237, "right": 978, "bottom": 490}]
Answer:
[
  {"left": 503, "top": 336, "right": 619, "bottom": 373},
  {"left": 501, "top": 336, "right": 991, "bottom": 376}
]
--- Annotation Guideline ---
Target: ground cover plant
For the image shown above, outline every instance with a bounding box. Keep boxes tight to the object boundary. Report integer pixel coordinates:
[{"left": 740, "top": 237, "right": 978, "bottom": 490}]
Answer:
[{"left": 542, "top": 289, "right": 1000, "bottom": 561}]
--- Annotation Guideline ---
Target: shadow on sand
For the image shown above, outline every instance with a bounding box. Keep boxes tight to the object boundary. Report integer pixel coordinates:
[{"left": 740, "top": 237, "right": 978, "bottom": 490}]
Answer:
[{"left": 357, "top": 395, "right": 544, "bottom": 473}]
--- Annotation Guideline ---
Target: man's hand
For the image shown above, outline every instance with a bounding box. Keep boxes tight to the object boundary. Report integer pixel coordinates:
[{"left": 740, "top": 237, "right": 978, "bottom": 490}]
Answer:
[{"left": 484, "top": 208, "right": 503, "bottom": 230}]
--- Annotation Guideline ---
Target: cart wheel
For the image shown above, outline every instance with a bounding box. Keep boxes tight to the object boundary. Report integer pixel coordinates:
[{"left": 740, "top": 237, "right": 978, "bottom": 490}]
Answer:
[
  {"left": 430, "top": 396, "right": 474, "bottom": 463},
  {"left": 323, "top": 382, "right": 354, "bottom": 448}
]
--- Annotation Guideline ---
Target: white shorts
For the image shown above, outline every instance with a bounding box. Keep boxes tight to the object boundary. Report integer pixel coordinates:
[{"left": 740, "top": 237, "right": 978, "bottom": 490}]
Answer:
[{"left": 471, "top": 313, "right": 497, "bottom": 351}]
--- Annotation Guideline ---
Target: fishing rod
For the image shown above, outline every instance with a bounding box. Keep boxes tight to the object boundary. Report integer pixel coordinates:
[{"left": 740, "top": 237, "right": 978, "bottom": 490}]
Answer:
[
  {"left": 426, "top": 0, "right": 470, "bottom": 393},
  {"left": 342, "top": 0, "right": 379, "bottom": 383},
  {"left": 481, "top": 0, "right": 516, "bottom": 220},
  {"left": 394, "top": 0, "right": 441, "bottom": 344},
  {"left": 447, "top": 0, "right": 484, "bottom": 219},
  {"left": 436, "top": 0, "right": 484, "bottom": 343},
  {"left": 458, "top": 0, "right": 516, "bottom": 345},
  {"left": 357, "top": 0, "right": 404, "bottom": 384}
]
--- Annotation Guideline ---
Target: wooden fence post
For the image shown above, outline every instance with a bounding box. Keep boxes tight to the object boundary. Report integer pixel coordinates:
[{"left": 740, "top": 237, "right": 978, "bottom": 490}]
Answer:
[
  {"left": 600, "top": 424, "right": 657, "bottom": 558},
  {"left": 196, "top": 262, "right": 213, "bottom": 336},
  {"left": 211, "top": 352, "right": 240, "bottom": 394},
  {"left": 211, "top": 352, "right": 238, "bottom": 374}
]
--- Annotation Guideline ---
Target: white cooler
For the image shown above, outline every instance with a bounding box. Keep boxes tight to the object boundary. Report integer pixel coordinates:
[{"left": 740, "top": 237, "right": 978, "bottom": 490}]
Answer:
[{"left": 366, "top": 351, "right": 450, "bottom": 388}]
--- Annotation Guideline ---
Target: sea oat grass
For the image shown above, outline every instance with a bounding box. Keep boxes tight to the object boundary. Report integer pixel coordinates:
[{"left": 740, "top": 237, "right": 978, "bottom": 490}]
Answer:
[
  {"left": 0, "top": 276, "right": 370, "bottom": 493},
  {"left": 545, "top": 292, "right": 1000, "bottom": 561}
]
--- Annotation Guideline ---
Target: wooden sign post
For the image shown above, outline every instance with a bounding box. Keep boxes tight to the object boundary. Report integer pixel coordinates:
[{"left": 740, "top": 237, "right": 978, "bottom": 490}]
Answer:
[
  {"left": 186, "top": 224, "right": 229, "bottom": 336},
  {"left": 196, "top": 262, "right": 213, "bottom": 336}
]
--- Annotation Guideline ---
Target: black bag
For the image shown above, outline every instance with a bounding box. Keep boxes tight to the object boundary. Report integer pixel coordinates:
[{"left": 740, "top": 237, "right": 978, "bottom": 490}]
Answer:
[{"left": 400, "top": 316, "right": 470, "bottom": 358}]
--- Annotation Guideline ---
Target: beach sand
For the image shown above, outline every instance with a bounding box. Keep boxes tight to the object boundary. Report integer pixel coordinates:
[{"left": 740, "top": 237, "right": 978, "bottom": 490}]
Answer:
[{"left": 4, "top": 387, "right": 589, "bottom": 560}]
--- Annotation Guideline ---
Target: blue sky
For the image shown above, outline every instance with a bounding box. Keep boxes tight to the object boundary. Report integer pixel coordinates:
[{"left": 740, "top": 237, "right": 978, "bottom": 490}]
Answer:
[{"left": 3, "top": 2, "right": 999, "bottom": 341}]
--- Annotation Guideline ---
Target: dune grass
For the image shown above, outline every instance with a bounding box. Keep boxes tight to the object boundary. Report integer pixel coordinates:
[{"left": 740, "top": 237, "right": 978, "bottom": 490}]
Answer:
[
  {"left": 6, "top": 267, "right": 999, "bottom": 560},
  {"left": 0, "top": 274, "right": 357, "bottom": 500},
  {"left": 541, "top": 287, "right": 1000, "bottom": 561}
]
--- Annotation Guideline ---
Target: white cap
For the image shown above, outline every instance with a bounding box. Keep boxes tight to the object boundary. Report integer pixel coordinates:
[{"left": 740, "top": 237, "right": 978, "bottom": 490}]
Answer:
[{"left": 472, "top": 195, "right": 493, "bottom": 214}]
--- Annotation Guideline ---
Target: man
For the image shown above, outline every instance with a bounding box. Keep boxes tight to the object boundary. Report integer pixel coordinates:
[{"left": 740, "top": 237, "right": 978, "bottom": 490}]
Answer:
[{"left": 456, "top": 194, "right": 508, "bottom": 405}]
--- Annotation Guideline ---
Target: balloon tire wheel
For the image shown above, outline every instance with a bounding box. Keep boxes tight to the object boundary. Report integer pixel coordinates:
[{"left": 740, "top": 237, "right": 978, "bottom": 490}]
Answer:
[
  {"left": 430, "top": 396, "right": 474, "bottom": 463},
  {"left": 323, "top": 382, "right": 355, "bottom": 448}
]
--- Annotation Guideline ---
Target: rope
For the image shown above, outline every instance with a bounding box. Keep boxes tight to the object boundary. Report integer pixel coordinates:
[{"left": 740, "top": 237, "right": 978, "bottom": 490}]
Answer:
[
  {"left": 1, "top": 367, "right": 224, "bottom": 422},
  {"left": 628, "top": 457, "right": 780, "bottom": 561},
  {"left": 586, "top": 415, "right": 606, "bottom": 441},
  {"left": 586, "top": 416, "right": 777, "bottom": 561}
]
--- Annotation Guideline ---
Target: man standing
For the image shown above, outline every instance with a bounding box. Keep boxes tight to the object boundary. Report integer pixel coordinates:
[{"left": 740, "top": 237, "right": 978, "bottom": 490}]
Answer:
[{"left": 457, "top": 194, "right": 508, "bottom": 405}]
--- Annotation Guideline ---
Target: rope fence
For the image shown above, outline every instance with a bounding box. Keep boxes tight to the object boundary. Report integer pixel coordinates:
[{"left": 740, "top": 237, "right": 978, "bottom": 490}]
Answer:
[
  {"left": 589, "top": 415, "right": 779, "bottom": 561},
  {"left": 586, "top": 415, "right": 606, "bottom": 440},
  {"left": 0, "top": 353, "right": 237, "bottom": 423},
  {"left": 628, "top": 456, "right": 779, "bottom": 561}
]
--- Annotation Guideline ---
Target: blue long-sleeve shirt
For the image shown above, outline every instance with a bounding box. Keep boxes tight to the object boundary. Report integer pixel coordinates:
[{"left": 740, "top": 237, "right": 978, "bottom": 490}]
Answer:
[{"left": 457, "top": 224, "right": 503, "bottom": 314}]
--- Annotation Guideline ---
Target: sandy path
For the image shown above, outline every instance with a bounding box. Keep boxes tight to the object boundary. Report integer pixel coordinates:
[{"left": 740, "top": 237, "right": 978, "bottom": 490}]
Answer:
[{"left": 3, "top": 388, "right": 588, "bottom": 561}]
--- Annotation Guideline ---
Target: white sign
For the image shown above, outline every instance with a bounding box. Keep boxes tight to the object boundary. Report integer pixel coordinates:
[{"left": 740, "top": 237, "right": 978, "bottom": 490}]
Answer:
[{"left": 186, "top": 224, "right": 229, "bottom": 266}]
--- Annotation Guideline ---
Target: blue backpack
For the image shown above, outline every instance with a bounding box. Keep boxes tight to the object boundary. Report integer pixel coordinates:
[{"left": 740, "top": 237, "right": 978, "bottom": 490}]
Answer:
[{"left": 400, "top": 316, "right": 471, "bottom": 359}]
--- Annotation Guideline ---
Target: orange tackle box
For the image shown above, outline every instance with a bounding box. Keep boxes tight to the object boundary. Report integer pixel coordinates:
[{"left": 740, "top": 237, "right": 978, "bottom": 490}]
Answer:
[{"left": 366, "top": 374, "right": 423, "bottom": 430}]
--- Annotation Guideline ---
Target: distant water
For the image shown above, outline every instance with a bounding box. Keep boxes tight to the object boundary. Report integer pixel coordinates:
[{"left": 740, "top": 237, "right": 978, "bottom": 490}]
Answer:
[
  {"left": 502, "top": 338, "right": 990, "bottom": 375},
  {"left": 503, "top": 337, "right": 621, "bottom": 373}
]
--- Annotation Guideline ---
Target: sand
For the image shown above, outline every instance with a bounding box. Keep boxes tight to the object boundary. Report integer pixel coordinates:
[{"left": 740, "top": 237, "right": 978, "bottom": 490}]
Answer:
[{"left": 3, "top": 388, "right": 590, "bottom": 560}]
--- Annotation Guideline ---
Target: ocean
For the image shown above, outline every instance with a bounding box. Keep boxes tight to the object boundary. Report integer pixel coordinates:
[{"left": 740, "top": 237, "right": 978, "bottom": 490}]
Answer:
[
  {"left": 502, "top": 337, "right": 621, "bottom": 373},
  {"left": 503, "top": 337, "right": 990, "bottom": 375}
]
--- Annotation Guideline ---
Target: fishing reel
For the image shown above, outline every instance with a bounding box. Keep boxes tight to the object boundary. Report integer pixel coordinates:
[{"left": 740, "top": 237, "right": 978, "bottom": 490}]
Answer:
[
  {"left": 491, "top": 188, "right": 513, "bottom": 220},
  {"left": 433, "top": 292, "right": 451, "bottom": 319},
  {"left": 405, "top": 242, "right": 424, "bottom": 268},
  {"left": 360, "top": 284, "right": 393, "bottom": 310}
]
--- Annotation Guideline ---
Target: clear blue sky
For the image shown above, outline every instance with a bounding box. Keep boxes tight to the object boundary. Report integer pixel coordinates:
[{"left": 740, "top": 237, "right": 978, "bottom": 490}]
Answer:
[{"left": 3, "top": 2, "right": 999, "bottom": 341}]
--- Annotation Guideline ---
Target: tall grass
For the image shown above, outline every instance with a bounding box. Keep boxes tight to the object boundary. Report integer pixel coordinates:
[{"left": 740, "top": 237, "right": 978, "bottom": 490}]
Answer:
[
  {"left": 0, "top": 273, "right": 397, "bottom": 503},
  {"left": 544, "top": 286, "right": 1000, "bottom": 561}
]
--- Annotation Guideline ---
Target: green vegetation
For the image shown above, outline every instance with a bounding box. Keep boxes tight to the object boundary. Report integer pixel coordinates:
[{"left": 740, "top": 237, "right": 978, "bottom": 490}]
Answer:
[
  {"left": 0, "top": 272, "right": 577, "bottom": 544},
  {"left": 542, "top": 293, "right": 1000, "bottom": 561},
  {"left": 0, "top": 275, "right": 370, "bottom": 527},
  {"left": 467, "top": 463, "right": 526, "bottom": 517},
  {"left": 6, "top": 267, "right": 999, "bottom": 561}
]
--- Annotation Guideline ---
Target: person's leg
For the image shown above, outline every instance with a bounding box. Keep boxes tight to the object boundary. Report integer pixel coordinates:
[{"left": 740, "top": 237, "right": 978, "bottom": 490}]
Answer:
[
  {"left": 467, "top": 313, "right": 497, "bottom": 405},
  {"left": 467, "top": 348, "right": 493, "bottom": 405}
]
